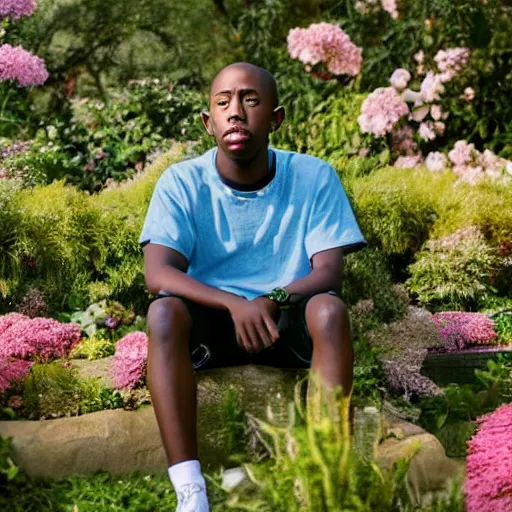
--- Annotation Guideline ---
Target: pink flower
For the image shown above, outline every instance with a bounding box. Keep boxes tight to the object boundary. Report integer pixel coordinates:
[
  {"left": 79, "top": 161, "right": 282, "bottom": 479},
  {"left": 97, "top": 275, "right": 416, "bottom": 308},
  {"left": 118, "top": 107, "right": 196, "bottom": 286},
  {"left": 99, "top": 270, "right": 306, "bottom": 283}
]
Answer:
[
  {"left": 434, "top": 47, "right": 470, "bottom": 82},
  {"left": 389, "top": 68, "right": 411, "bottom": 90},
  {"left": 381, "top": 0, "right": 399, "bottom": 19},
  {"left": 390, "top": 125, "right": 417, "bottom": 155},
  {"left": 425, "top": 152, "right": 448, "bottom": 172},
  {"left": 394, "top": 155, "right": 422, "bottom": 169},
  {"left": 0, "top": 0, "right": 36, "bottom": 19},
  {"left": 433, "top": 312, "right": 496, "bottom": 352},
  {"left": 358, "top": 87, "right": 409, "bottom": 137},
  {"left": 448, "top": 140, "right": 475, "bottom": 166},
  {"left": 414, "top": 50, "right": 425, "bottom": 64},
  {"left": 0, "top": 44, "right": 48, "bottom": 86},
  {"left": 112, "top": 332, "right": 148, "bottom": 389},
  {"left": 418, "top": 121, "right": 436, "bottom": 141},
  {"left": 0, "top": 312, "right": 81, "bottom": 362},
  {"left": 463, "top": 87, "right": 475, "bottom": 101},
  {"left": 420, "top": 72, "right": 444, "bottom": 102},
  {"left": 0, "top": 356, "right": 31, "bottom": 394},
  {"left": 287, "top": 22, "right": 363, "bottom": 76},
  {"left": 430, "top": 104, "right": 442, "bottom": 121},
  {"left": 465, "top": 403, "right": 512, "bottom": 512}
]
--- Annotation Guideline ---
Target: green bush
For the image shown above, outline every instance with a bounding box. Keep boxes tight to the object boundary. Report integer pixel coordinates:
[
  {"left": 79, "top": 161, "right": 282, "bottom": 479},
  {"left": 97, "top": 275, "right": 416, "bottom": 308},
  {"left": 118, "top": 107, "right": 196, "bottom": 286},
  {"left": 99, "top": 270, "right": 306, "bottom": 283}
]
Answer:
[
  {"left": 70, "top": 336, "right": 115, "bottom": 360},
  {"left": 22, "top": 362, "right": 84, "bottom": 419},
  {"left": 342, "top": 247, "right": 408, "bottom": 323},
  {"left": 406, "top": 227, "right": 501, "bottom": 311},
  {"left": 0, "top": 144, "right": 190, "bottom": 315}
]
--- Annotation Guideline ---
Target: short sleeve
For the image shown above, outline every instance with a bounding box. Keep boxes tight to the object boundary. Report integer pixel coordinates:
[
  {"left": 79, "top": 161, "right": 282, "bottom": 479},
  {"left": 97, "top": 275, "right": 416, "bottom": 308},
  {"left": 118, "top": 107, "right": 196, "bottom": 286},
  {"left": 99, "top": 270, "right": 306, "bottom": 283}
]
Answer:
[
  {"left": 304, "top": 165, "right": 367, "bottom": 259},
  {"left": 139, "top": 169, "right": 195, "bottom": 260}
]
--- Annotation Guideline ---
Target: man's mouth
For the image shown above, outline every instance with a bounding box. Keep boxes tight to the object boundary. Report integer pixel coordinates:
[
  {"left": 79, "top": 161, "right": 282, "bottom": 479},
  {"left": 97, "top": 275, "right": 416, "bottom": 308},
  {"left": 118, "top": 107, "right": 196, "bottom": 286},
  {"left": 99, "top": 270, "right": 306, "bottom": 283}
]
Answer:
[{"left": 223, "top": 127, "right": 251, "bottom": 144}]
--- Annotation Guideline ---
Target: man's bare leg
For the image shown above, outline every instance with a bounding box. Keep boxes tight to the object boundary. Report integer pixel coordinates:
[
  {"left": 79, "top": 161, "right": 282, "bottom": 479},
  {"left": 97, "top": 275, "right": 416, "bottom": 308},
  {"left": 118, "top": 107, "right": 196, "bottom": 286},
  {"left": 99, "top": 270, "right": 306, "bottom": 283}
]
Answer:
[{"left": 147, "top": 297, "right": 198, "bottom": 465}]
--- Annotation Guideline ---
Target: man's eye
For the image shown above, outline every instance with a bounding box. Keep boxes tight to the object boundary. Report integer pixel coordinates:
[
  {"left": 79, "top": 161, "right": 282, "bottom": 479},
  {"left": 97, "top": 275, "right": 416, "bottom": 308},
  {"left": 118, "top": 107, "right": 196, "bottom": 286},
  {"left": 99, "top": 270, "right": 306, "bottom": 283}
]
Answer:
[
  {"left": 246, "top": 97, "right": 258, "bottom": 104},
  {"left": 217, "top": 100, "right": 228, "bottom": 106}
]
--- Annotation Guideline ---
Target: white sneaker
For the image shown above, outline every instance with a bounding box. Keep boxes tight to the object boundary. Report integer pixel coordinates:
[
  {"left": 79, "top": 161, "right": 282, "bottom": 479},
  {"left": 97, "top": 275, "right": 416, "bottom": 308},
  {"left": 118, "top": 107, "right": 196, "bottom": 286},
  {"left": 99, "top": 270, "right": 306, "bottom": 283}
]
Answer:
[{"left": 175, "top": 483, "right": 209, "bottom": 512}]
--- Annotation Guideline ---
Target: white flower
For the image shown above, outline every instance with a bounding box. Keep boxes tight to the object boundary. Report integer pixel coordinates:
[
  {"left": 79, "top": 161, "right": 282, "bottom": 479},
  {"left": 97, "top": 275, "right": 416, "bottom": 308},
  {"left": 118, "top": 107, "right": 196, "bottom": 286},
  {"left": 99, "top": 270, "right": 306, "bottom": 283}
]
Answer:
[
  {"left": 389, "top": 68, "right": 411, "bottom": 90},
  {"left": 463, "top": 87, "right": 475, "bottom": 101},
  {"left": 414, "top": 50, "right": 425, "bottom": 63},
  {"left": 410, "top": 103, "right": 429, "bottom": 122},
  {"left": 420, "top": 72, "right": 444, "bottom": 102},
  {"left": 425, "top": 152, "right": 448, "bottom": 172},
  {"left": 430, "top": 104, "right": 442, "bottom": 121},
  {"left": 419, "top": 121, "right": 436, "bottom": 141}
]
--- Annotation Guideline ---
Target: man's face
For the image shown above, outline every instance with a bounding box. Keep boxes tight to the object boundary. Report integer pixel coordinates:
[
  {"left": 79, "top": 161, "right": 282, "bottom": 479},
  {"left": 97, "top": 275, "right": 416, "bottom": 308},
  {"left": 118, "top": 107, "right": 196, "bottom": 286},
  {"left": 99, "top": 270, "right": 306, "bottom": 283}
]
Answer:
[{"left": 202, "top": 66, "right": 280, "bottom": 160}]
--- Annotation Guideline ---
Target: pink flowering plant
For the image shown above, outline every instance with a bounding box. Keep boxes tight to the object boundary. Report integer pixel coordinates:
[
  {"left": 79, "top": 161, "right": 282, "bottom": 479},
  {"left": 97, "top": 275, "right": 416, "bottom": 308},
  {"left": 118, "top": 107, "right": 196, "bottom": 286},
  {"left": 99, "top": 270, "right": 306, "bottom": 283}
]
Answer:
[
  {"left": 111, "top": 331, "right": 148, "bottom": 389},
  {"left": 287, "top": 22, "right": 362, "bottom": 82},
  {"left": 465, "top": 403, "right": 512, "bottom": 512}
]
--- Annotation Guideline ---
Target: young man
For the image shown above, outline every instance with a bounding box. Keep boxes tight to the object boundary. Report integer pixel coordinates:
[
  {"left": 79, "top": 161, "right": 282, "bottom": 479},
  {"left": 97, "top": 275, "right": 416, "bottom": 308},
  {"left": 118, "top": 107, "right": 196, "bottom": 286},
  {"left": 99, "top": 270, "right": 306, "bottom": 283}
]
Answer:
[{"left": 140, "top": 62, "right": 366, "bottom": 512}]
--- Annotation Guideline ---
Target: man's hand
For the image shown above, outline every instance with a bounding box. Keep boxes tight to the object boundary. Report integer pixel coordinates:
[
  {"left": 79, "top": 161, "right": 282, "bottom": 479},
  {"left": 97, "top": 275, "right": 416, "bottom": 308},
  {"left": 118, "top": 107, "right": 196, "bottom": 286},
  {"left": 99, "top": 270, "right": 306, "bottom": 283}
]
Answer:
[{"left": 226, "top": 296, "right": 280, "bottom": 353}]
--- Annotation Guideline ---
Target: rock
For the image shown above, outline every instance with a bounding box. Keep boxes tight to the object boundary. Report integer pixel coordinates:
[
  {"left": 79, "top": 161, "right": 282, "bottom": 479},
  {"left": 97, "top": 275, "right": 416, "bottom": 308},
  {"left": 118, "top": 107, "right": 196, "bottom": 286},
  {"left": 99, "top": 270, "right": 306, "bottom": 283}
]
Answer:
[{"left": 0, "top": 364, "right": 462, "bottom": 500}]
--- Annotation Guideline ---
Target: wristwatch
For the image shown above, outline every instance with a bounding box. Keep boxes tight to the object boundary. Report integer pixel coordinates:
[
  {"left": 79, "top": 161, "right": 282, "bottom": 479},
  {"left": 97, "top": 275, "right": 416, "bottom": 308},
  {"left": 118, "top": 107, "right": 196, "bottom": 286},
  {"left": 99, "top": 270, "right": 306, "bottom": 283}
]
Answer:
[{"left": 264, "top": 287, "right": 291, "bottom": 306}]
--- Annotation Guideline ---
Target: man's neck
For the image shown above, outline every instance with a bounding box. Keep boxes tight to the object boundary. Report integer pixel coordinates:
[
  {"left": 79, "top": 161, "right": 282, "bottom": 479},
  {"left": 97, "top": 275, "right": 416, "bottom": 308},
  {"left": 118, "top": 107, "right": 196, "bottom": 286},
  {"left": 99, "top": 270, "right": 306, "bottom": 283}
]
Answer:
[{"left": 215, "top": 145, "right": 270, "bottom": 186}]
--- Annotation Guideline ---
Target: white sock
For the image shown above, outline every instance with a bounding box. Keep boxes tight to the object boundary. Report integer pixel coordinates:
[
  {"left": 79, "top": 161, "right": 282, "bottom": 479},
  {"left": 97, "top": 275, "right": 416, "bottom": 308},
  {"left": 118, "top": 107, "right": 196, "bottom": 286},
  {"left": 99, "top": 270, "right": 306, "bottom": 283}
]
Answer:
[{"left": 168, "top": 460, "right": 206, "bottom": 492}]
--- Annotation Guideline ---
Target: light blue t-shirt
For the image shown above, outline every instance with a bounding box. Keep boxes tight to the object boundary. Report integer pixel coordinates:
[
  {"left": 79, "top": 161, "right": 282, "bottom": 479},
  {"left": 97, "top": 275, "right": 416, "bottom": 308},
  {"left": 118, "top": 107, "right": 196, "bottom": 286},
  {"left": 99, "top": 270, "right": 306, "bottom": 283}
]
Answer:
[{"left": 139, "top": 147, "right": 366, "bottom": 300}]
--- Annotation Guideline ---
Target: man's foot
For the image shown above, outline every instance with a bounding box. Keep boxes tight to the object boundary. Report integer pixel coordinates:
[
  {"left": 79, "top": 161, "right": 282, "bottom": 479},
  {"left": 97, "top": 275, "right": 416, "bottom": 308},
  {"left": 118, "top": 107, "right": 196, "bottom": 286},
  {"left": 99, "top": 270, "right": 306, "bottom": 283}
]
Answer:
[{"left": 175, "top": 483, "right": 209, "bottom": 512}]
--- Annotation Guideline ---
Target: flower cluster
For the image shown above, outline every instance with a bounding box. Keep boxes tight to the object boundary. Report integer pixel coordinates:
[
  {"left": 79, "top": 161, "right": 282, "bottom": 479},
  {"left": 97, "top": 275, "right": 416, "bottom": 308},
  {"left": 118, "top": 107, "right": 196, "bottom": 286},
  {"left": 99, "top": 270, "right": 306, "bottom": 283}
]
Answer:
[
  {"left": 358, "top": 87, "right": 409, "bottom": 137},
  {"left": 0, "top": 0, "right": 36, "bottom": 19},
  {"left": 355, "top": 0, "right": 399, "bottom": 19},
  {"left": 432, "top": 312, "right": 497, "bottom": 352},
  {"left": 434, "top": 47, "right": 471, "bottom": 83},
  {"left": 16, "top": 287, "right": 48, "bottom": 318},
  {"left": 112, "top": 331, "right": 148, "bottom": 389},
  {"left": 287, "top": 22, "right": 362, "bottom": 77},
  {"left": 0, "top": 356, "right": 31, "bottom": 393},
  {"left": 0, "top": 44, "right": 48, "bottom": 86},
  {"left": 367, "top": 306, "right": 443, "bottom": 397},
  {"left": 465, "top": 403, "right": 512, "bottom": 512},
  {"left": 0, "top": 312, "right": 81, "bottom": 361}
]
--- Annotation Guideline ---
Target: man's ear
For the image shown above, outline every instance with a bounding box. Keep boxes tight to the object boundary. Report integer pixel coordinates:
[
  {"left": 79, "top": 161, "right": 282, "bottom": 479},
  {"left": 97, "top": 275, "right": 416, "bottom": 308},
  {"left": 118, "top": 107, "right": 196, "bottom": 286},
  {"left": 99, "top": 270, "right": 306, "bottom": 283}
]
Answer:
[
  {"left": 271, "top": 106, "right": 285, "bottom": 132},
  {"left": 201, "top": 110, "right": 214, "bottom": 136}
]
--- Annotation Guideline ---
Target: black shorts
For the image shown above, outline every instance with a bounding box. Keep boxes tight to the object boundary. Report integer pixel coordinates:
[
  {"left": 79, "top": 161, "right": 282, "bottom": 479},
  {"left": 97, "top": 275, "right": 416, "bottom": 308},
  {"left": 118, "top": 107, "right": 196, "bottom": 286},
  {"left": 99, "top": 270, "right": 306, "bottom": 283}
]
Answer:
[{"left": 152, "top": 291, "right": 338, "bottom": 370}]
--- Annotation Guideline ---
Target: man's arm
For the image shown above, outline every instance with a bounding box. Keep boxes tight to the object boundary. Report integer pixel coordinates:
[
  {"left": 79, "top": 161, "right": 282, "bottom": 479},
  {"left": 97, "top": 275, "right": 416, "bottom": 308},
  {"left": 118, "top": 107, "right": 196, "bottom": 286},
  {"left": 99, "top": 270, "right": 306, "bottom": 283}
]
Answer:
[
  {"left": 143, "top": 243, "right": 279, "bottom": 351},
  {"left": 283, "top": 247, "right": 344, "bottom": 300}
]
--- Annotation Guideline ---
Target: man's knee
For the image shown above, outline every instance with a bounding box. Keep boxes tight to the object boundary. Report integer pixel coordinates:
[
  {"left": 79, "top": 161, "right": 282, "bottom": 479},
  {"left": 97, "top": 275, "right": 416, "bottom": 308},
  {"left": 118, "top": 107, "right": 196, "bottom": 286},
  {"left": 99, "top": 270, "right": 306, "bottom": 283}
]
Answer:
[
  {"left": 147, "top": 297, "right": 192, "bottom": 348},
  {"left": 305, "top": 293, "right": 349, "bottom": 336}
]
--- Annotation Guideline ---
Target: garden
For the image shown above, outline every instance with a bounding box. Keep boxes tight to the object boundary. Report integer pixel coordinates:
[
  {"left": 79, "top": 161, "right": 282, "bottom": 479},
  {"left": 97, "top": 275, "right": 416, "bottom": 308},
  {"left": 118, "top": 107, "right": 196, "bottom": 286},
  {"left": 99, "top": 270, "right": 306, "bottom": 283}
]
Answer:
[{"left": 1, "top": 0, "right": 512, "bottom": 510}]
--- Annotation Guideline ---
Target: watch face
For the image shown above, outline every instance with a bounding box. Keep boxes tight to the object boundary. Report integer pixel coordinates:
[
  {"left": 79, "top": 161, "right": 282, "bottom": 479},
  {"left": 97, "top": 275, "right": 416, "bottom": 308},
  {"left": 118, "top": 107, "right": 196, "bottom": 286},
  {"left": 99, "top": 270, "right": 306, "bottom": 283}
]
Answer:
[{"left": 273, "top": 288, "right": 290, "bottom": 304}]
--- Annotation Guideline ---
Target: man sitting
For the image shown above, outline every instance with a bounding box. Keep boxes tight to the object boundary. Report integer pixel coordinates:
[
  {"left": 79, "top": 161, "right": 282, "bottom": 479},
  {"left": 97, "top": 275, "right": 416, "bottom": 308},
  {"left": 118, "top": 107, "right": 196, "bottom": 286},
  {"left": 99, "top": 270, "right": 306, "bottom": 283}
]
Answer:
[{"left": 140, "top": 62, "right": 366, "bottom": 512}]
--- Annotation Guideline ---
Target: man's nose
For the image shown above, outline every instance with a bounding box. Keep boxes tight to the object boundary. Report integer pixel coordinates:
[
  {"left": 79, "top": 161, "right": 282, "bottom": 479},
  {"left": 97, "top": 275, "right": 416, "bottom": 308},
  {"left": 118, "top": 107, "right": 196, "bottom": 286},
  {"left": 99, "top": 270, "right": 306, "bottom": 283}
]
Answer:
[{"left": 228, "top": 97, "right": 245, "bottom": 121}]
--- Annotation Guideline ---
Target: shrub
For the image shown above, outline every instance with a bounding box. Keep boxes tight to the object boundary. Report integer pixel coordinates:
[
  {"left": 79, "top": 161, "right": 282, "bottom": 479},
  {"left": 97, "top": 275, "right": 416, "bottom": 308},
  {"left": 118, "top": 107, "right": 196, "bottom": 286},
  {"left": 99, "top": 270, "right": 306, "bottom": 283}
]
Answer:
[
  {"left": 432, "top": 312, "right": 497, "bottom": 352},
  {"left": 112, "top": 331, "right": 148, "bottom": 389},
  {"left": 366, "top": 307, "right": 443, "bottom": 397},
  {"left": 342, "top": 247, "right": 408, "bottom": 323},
  {"left": 0, "top": 357, "right": 31, "bottom": 394},
  {"left": 22, "top": 361, "right": 83, "bottom": 419},
  {"left": 406, "top": 227, "right": 501, "bottom": 311},
  {"left": 464, "top": 403, "right": 512, "bottom": 512},
  {"left": 0, "top": 312, "right": 81, "bottom": 361},
  {"left": 69, "top": 336, "right": 115, "bottom": 360}
]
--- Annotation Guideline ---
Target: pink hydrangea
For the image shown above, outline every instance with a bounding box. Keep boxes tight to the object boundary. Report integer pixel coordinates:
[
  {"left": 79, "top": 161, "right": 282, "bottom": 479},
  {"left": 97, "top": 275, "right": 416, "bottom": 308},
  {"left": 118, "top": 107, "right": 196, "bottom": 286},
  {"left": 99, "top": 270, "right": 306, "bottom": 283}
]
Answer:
[
  {"left": 287, "top": 22, "right": 362, "bottom": 76},
  {"left": 420, "top": 72, "right": 445, "bottom": 102},
  {"left": 418, "top": 121, "right": 436, "bottom": 141},
  {"left": 358, "top": 87, "right": 409, "bottom": 137},
  {"left": 434, "top": 47, "right": 470, "bottom": 82},
  {"left": 0, "top": 312, "right": 81, "bottom": 361},
  {"left": 432, "top": 312, "right": 496, "bottom": 352},
  {"left": 0, "top": 0, "right": 36, "bottom": 19},
  {"left": 465, "top": 403, "right": 512, "bottom": 512},
  {"left": 390, "top": 125, "right": 417, "bottom": 155},
  {"left": 448, "top": 140, "right": 475, "bottom": 166},
  {"left": 394, "top": 154, "right": 422, "bottom": 169},
  {"left": 0, "top": 44, "right": 48, "bottom": 86},
  {"left": 0, "top": 356, "right": 31, "bottom": 394},
  {"left": 389, "top": 68, "right": 411, "bottom": 90},
  {"left": 112, "top": 331, "right": 148, "bottom": 389},
  {"left": 425, "top": 152, "right": 448, "bottom": 172}
]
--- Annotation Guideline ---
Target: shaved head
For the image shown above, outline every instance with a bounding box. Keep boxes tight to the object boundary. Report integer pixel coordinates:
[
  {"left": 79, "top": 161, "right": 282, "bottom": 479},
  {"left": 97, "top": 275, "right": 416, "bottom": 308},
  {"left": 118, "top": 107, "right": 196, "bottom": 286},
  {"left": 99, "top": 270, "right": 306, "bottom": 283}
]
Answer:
[{"left": 210, "top": 62, "right": 279, "bottom": 108}]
